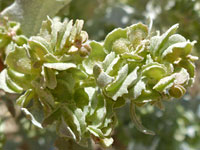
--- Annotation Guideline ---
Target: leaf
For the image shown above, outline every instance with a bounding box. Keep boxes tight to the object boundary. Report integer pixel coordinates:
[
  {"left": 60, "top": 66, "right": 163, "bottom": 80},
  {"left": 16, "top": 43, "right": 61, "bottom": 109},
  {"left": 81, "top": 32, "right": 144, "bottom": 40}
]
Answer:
[
  {"left": 51, "top": 72, "right": 75, "bottom": 103},
  {"left": 2, "top": 0, "right": 72, "bottom": 37},
  {"left": 106, "top": 64, "right": 129, "bottom": 92},
  {"left": 21, "top": 99, "right": 44, "bottom": 128},
  {"left": 179, "top": 59, "right": 196, "bottom": 79},
  {"left": 93, "top": 64, "right": 114, "bottom": 88},
  {"left": 100, "top": 137, "right": 114, "bottom": 148},
  {"left": 106, "top": 66, "right": 139, "bottom": 101},
  {"left": 14, "top": 35, "right": 28, "bottom": 46},
  {"left": 83, "top": 41, "right": 106, "bottom": 74},
  {"left": 6, "top": 45, "right": 32, "bottom": 74},
  {"left": 105, "top": 56, "right": 122, "bottom": 75},
  {"left": 32, "top": 79, "right": 55, "bottom": 109},
  {"left": 127, "top": 23, "right": 148, "bottom": 47},
  {"left": 28, "top": 36, "right": 52, "bottom": 60},
  {"left": 104, "top": 28, "right": 127, "bottom": 53},
  {"left": 42, "top": 107, "right": 61, "bottom": 127},
  {"left": 102, "top": 52, "right": 116, "bottom": 71},
  {"left": 0, "top": 69, "right": 16, "bottom": 93},
  {"left": 162, "top": 41, "right": 195, "bottom": 62},
  {"left": 55, "top": 20, "right": 72, "bottom": 53},
  {"left": 16, "top": 89, "right": 34, "bottom": 107},
  {"left": 113, "top": 97, "right": 126, "bottom": 109},
  {"left": 112, "top": 38, "right": 130, "bottom": 54},
  {"left": 42, "top": 66, "right": 57, "bottom": 89},
  {"left": 43, "top": 62, "right": 76, "bottom": 70},
  {"left": 158, "top": 34, "right": 186, "bottom": 56},
  {"left": 121, "top": 52, "right": 143, "bottom": 61},
  {"left": 87, "top": 93, "right": 106, "bottom": 127},
  {"left": 153, "top": 75, "right": 175, "bottom": 92},
  {"left": 174, "top": 68, "right": 190, "bottom": 85},
  {"left": 87, "top": 126, "right": 114, "bottom": 147},
  {"left": 58, "top": 118, "right": 76, "bottom": 139},
  {"left": 132, "top": 77, "right": 146, "bottom": 99},
  {"left": 133, "top": 89, "right": 160, "bottom": 102},
  {"left": 7, "top": 68, "right": 32, "bottom": 90},
  {"left": 74, "top": 88, "right": 89, "bottom": 109},
  {"left": 5, "top": 70, "right": 23, "bottom": 93},
  {"left": 142, "top": 63, "right": 167, "bottom": 80},
  {"left": 62, "top": 106, "right": 82, "bottom": 141},
  {"left": 150, "top": 24, "right": 179, "bottom": 57}
]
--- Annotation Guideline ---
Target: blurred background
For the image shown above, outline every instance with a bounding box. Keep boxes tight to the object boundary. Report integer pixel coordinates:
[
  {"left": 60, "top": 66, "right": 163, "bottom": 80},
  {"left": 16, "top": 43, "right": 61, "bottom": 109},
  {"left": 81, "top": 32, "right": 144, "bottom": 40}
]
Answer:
[{"left": 0, "top": 0, "right": 200, "bottom": 149}]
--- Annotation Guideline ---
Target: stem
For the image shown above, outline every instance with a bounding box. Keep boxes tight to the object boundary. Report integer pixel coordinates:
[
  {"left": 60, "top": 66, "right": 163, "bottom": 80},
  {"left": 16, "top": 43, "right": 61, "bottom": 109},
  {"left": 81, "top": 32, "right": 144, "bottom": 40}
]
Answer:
[{"left": 130, "top": 101, "right": 155, "bottom": 135}]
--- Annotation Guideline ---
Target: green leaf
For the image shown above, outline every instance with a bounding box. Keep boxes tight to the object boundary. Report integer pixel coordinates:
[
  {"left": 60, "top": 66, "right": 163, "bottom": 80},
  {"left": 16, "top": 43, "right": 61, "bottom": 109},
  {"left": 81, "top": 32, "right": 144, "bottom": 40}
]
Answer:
[
  {"left": 113, "top": 97, "right": 126, "bottom": 109},
  {"left": 106, "top": 64, "right": 129, "bottom": 92},
  {"left": 0, "top": 69, "right": 17, "bottom": 93},
  {"left": 42, "top": 66, "right": 57, "bottom": 89},
  {"left": 158, "top": 34, "right": 186, "bottom": 56},
  {"left": 74, "top": 88, "right": 89, "bottom": 110},
  {"left": 2, "top": 0, "right": 71, "bottom": 36},
  {"left": 93, "top": 64, "right": 114, "bottom": 88},
  {"left": 132, "top": 77, "right": 146, "bottom": 99},
  {"left": 162, "top": 41, "right": 195, "bottom": 62},
  {"left": 32, "top": 79, "right": 55, "bottom": 109},
  {"left": 174, "top": 68, "right": 190, "bottom": 85},
  {"left": 87, "top": 93, "right": 106, "bottom": 127},
  {"left": 87, "top": 126, "right": 114, "bottom": 147},
  {"left": 121, "top": 52, "right": 143, "bottom": 62},
  {"left": 106, "top": 66, "right": 139, "bottom": 101},
  {"left": 14, "top": 35, "right": 28, "bottom": 46},
  {"left": 83, "top": 41, "right": 106, "bottom": 74},
  {"left": 5, "top": 70, "right": 23, "bottom": 93},
  {"left": 62, "top": 106, "right": 82, "bottom": 141},
  {"left": 16, "top": 89, "right": 34, "bottom": 107},
  {"left": 28, "top": 36, "right": 52, "bottom": 60},
  {"left": 153, "top": 75, "right": 175, "bottom": 92},
  {"left": 6, "top": 45, "right": 32, "bottom": 74},
  {"left": 112, "top": 38, "right": 130, "bottom": 54},
  {"left": 142, "top": 63, "right": 167, "bottom": 80},
  {"left": 134, "top": 89, "right": 160, "bottom": 102},
  {"left": 104, "top": 28, "right": 127, "bottom": 53},
  {"left": 150, "top": 24, "right": 179, "bottom": 57},
  {"left": 127, "top": 23, "right": 148, "bottom": 47},
  {"left": 179, "top": 59, "right": 196, "bottom": 79},
  {"left": 42, "top": 107, "right": 61, "bottom": 127},
  {"left": 43, "top": 62, "right": 76, "bottom": 70},
  {"left": 55, "top": 20, "right": 72, "bottom": 53},
  {"left": 7, "top": 68, "right": 33, "bottom": 90},
  {"left": 21, "top": 99, "right": 44, "bottom": 128},
  {"left": 51, "top": 72, "right": 75, "bottom": 103}
]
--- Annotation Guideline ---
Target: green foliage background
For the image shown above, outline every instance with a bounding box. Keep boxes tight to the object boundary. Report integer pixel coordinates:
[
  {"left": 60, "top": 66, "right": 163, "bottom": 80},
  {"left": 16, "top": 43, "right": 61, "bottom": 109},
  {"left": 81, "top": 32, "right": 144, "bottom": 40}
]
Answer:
[{"left": 0, "top": 0, "right": 200, "bottom": 150}]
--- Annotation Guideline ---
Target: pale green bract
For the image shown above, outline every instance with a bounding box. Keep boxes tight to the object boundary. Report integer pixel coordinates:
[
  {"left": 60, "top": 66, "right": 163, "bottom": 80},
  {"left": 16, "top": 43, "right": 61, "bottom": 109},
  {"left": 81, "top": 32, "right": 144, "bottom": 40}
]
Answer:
[{"left": 0, "top": 16, "right": 198, "bottom": 148}]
